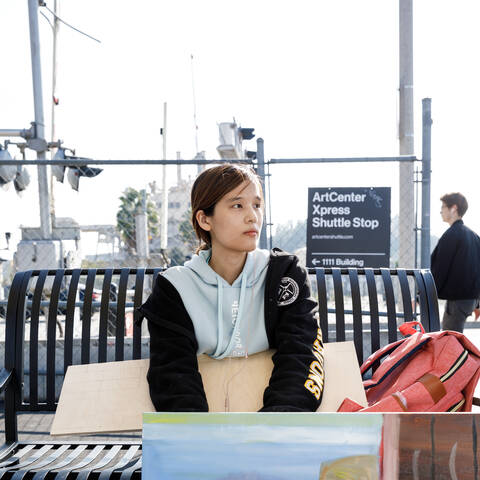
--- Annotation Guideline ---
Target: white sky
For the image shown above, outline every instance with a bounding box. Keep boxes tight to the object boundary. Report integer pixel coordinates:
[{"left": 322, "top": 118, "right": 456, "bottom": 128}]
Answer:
[{"left": 1, "top": 0, "right": 480, "bottom": 254}]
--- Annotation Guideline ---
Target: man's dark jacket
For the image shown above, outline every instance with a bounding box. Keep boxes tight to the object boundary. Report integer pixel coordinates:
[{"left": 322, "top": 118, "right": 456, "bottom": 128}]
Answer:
[{"left": 431, "top": 219, "right": 480, "bottom": 300}]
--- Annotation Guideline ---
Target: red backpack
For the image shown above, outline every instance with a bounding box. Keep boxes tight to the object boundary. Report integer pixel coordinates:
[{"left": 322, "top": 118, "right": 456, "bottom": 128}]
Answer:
[{"left": 338, "top": 322, "right": 480, "bottom": 412}]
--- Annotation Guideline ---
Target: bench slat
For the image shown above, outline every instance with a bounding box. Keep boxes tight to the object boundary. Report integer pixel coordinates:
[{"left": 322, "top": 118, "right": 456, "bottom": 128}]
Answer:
[
  {"left": 75, "top": 445, "right": 123, "bottom": 480},
  {"left": 364, "top": 269, "right": 380, "bottom": 365},
  {"left": 315, "top": 269, "right": 329, "bottom": 343},
  {"left": 0, "top": 445, "right": 36, "bottom": 469},
  {"left": 0, "top": 445, "right": 54, "bottom": 477},
  {"left": 397, "top": 268, "right": 414, "bottom": 323},
  {"left": 4, "top": 271, "right": 29, "bottom": 442},
  {"left": 28, "top": 270, "right": 47, "bottom": 409},
  {"left": 119, "top": 457, "right": 142, "bottom": 480},
  {"left": 115, "top": 270, "right": 130, "bottom": 361},
  {"left": 53, "top": 445, "right": 106, "bottom": 480},
  {"left": 331, "top": 269, "right": 345, "bottom": 342},
  {"left": 11, "top": 444, "right": 70, "bottom": 479},
  {"left": 152, "top": 268, "right": 162, "bottom": 289},
  {"left": 81, "top": 270, "right": 97, "bottom": 365},
  {"left": 31, "top": 444, "right": 87, "bottom": 479},
  {"left": 380, "top": 268, "right": 397, "bottom": 344},
  {"left": 348, "top": 268, "right": 363, "bottom": 365},
  {"left": 99, "top": 269, "right": 114, "bottom": 363},
  {"left": 422, "top": 270, "right": 441, "bottom": 332},
  {"left": 132, "top": 270, "right": 145, "bottom": 360},
  {"left": 64, "top": 269, "right": 81, "bottom": 373},
  {"left": 413, "top": 270, "right": 429, "bottom": 328},
  {"left": 47, "top": 270, "right": 65, "bottom": 409},
  {"left": 97, "top": 445, "right": 140, "bottom": 480}
]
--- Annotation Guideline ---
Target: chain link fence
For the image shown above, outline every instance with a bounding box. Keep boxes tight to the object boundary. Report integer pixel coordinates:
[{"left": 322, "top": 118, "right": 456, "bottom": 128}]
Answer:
[
  {"left": 1, "top": 157, "right": 425, "bottom": 386},
  {"left": 266, "top": 160, "right": 420, "bottom": 269},
  {"left": 0, "top": 162, "right": 203, "bottom": 347},
  {"left": 265, "top": 158, "right": 423, "bottom": 339}
]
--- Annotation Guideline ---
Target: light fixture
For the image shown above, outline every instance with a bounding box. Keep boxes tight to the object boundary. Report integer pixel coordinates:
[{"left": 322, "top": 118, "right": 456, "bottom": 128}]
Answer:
[
  {"left": 0, "top": 146, "right": 17, "bottom": 185},
  {"left": 52, "top": 147, "right": 67, "bottom": 182}
]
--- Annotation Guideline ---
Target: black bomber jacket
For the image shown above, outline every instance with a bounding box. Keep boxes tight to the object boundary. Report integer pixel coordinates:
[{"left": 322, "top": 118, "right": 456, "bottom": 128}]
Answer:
[
  {"left": 136, "top": 248, "right": 325, "bottom": 412},
  {"left": 431, "top": 220, "right": 480, "bottom": 300}
]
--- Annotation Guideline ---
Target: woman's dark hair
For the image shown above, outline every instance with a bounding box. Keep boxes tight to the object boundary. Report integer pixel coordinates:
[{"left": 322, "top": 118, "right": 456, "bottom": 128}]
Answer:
[
  {"left": 441, "top": 192, "right": 468, "bottom": 217},
  {"left": 191, "top": 163, "right": 262, "bottom": 253}
]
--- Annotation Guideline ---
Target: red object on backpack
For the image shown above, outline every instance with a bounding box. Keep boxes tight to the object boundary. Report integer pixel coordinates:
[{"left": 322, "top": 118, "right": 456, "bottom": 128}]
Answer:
[{"left": 338, "top": 321, "right": 480, "bottom": 412}]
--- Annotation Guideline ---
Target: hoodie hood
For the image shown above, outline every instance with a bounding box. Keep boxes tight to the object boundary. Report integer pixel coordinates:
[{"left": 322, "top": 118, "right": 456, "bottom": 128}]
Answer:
[
  {"left": 163, "top": 249, "right": 270, "bottom": 359},
  {"left": 184, "top": 248, "right": 270, "bottom": 288}
]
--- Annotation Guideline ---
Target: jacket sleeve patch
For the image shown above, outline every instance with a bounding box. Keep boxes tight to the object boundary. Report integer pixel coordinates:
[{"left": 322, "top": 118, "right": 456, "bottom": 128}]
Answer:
[{"left": 277, "top": 276, "right": 300, "bottom": 306}]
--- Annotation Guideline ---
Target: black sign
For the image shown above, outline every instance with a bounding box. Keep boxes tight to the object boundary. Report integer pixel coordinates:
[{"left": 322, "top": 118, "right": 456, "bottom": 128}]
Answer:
[{"left": 306, "top": 187, "right": 391, "bottom": 268}]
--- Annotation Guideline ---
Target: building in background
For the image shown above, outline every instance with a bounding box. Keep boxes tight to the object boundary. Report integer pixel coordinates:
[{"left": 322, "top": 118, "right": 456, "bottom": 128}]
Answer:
[{"left": 150, "top": 173, "right": 194, "bottom": 262}]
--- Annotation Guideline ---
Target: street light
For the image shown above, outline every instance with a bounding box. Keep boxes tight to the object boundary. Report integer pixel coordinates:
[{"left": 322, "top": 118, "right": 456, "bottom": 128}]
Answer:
[
  {"left": 52, "top": 146, "right": 68, "bottom": 182},
  {"left": 66, "top": 162, "right": 103, "bottom": 191},
  {"left": 0, "top": 146, "right": 17, "bottom": 185},
  {"left": 0, "top": 145, "right": 31, "bottom": 193},
  {"left": 52, "top": 146, "right": 103, "bottom": 191},
  {"left": 13, "top": 167, "right": 31, "bottom": 193}
]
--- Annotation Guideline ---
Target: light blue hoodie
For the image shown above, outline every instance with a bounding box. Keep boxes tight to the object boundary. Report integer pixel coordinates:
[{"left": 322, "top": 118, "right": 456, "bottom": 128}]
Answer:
[{"left": 162, "top": 249, "right": 271, "bottom": 359}]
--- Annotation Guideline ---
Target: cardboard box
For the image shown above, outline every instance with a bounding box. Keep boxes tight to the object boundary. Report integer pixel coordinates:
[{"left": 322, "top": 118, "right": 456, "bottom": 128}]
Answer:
[{"left": 51, "top": 341, "right": 366, "bottom": 435}]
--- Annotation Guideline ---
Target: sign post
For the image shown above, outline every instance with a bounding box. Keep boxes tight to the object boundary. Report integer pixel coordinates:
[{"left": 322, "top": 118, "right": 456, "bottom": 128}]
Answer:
[{"left": 306, "top": 187, "right": 391, "bottom": 268}]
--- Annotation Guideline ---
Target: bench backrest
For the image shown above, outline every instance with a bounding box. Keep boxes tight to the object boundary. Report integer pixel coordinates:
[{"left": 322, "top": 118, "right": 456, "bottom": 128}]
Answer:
[
  {"left": 3, "top": 267, "right": 439, "bottom": 417},
  {"left": 309, "top": 267, "right": 440, "bottom": 363}
]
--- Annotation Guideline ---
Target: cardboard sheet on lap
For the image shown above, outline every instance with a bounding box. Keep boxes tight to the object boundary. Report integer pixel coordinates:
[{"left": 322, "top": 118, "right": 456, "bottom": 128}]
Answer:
[{"left": 50, "top": 341, "right": 366, "bottom": 435}]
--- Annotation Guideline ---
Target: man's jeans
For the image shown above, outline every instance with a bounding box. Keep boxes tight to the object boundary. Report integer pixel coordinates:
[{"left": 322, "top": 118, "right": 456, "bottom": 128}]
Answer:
[{"left": 442, "top": 299, "right": 478, "bottom": 333}]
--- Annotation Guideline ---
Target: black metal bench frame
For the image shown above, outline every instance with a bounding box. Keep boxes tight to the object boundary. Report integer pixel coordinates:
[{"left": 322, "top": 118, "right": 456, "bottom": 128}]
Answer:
[{"left": 0, "top": 267, "right": 440, "bottom": 479}]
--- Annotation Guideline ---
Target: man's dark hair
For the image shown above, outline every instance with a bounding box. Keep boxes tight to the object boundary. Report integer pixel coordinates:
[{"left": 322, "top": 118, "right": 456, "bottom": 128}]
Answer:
[{"left": 440, "top": 192, "right": 468, "bottom": 217}]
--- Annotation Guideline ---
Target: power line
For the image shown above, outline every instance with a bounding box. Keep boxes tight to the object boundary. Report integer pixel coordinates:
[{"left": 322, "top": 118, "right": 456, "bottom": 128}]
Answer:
[
  {"left": 43, "top": 5, "right": 101, "bottom": 43},
  {"left": 39, "top": 10, "right": 53, "bottom": 30}
]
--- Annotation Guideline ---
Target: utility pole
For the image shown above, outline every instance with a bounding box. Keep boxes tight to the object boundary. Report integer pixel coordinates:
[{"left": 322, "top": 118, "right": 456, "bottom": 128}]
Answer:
[
  {"left": 51, "top": 0, "right": 59, "bottom": 147},
  {"left": 176, "top": 151, "right": 182, "bottom": 185},
  {"left": 256, "top": 138, "right": 267, "bottom": 250},
  {"left": 161, "top": 102, "right": 168, "bottom": 250},
  {"left": 50, "top": 0, "right": 60, "bottom": 226},
  {"left": 135, "top": 189, "right": 149, "bottom": 266},
  {"left": 28, "top": 0, "right": 53, "bottom": 239},
  {"left": 420, "top": 98, "right": 432, "bottom": 268},
  {"left": 398, "top": 0, "right": 415, "bottom": 267}
]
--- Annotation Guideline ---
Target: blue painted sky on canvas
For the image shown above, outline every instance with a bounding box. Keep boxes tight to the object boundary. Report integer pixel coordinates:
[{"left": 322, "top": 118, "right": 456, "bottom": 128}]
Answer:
[{"left": 142, "top": 419, "right": 382, "bottom": 479}]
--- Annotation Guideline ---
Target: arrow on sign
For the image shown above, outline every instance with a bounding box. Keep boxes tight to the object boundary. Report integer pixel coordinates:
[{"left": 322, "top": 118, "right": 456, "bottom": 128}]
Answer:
[{"left": 311, "top": 258, "right": 320, "bottom": 266}]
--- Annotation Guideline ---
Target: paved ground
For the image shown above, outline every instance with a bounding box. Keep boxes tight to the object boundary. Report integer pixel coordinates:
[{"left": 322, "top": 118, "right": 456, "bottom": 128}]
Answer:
[{"left": 0, "top": 410, "right": 141, "bottom": 442}]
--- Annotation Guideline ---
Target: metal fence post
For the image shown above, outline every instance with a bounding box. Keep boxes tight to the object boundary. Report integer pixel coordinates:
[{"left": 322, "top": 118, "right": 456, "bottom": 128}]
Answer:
[
  {"left": 421, "top": 98, "right": 432, "bottom": 268},
  {"left": 28, "top": 0, "right": 53, "bottom": 239},
  {"left": 256, "top": 138, "right": 268, "bottom": 250},
  {"left": 398, "top": 0, "right": 415, "bottom": 268}
]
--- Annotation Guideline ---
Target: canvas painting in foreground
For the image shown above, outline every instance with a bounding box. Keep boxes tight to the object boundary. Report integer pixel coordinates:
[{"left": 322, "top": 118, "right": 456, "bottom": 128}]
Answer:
[{"left": 143, "top": 412, "right": 382, "bottom": 479}]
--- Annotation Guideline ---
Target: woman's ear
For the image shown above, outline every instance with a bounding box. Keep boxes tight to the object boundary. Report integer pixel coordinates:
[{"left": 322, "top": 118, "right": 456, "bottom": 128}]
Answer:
[{"left": 196, "top": 210, "right": 211, "bottom": 231}]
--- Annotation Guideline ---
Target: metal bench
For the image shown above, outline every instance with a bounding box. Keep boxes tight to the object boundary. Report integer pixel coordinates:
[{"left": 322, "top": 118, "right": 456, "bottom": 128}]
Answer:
[{"left": 0, "top": 267, "right": 440, "bottom": 479}]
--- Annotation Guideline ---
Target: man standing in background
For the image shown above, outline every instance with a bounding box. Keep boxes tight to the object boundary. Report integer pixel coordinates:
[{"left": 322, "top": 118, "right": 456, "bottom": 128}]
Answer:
[{"left": 431, "top": 193, "right": 480, "bottom": 332}]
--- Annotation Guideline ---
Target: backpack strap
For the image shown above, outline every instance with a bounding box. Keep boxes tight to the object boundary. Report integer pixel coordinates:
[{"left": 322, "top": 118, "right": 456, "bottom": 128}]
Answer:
[
  {"left": 473, "top": 397, "right": 480, "bottom": 408},
  {"left": 360, "top": 338, "right": 406, "bottom": 375},
  {"left": 363, "top": 336, "right": 432, "bottom": 390},
  {"left": 361, "top": 322, "right": 427, "bottom": 375}
]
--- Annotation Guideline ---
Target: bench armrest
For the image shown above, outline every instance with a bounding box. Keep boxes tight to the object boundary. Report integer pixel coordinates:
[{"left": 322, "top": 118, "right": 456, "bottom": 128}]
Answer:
[{"left": 0, "top": 368, "right": 13, "bottom": 394}]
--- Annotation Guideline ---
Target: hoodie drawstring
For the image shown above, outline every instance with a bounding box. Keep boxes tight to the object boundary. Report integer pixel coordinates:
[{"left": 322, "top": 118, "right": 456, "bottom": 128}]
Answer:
[
  {"left": 211, "top": 277, "right": 224, "bottom": 358},
  {"left": 209, "top": 273, "right": 248, "bottom": 360}
]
